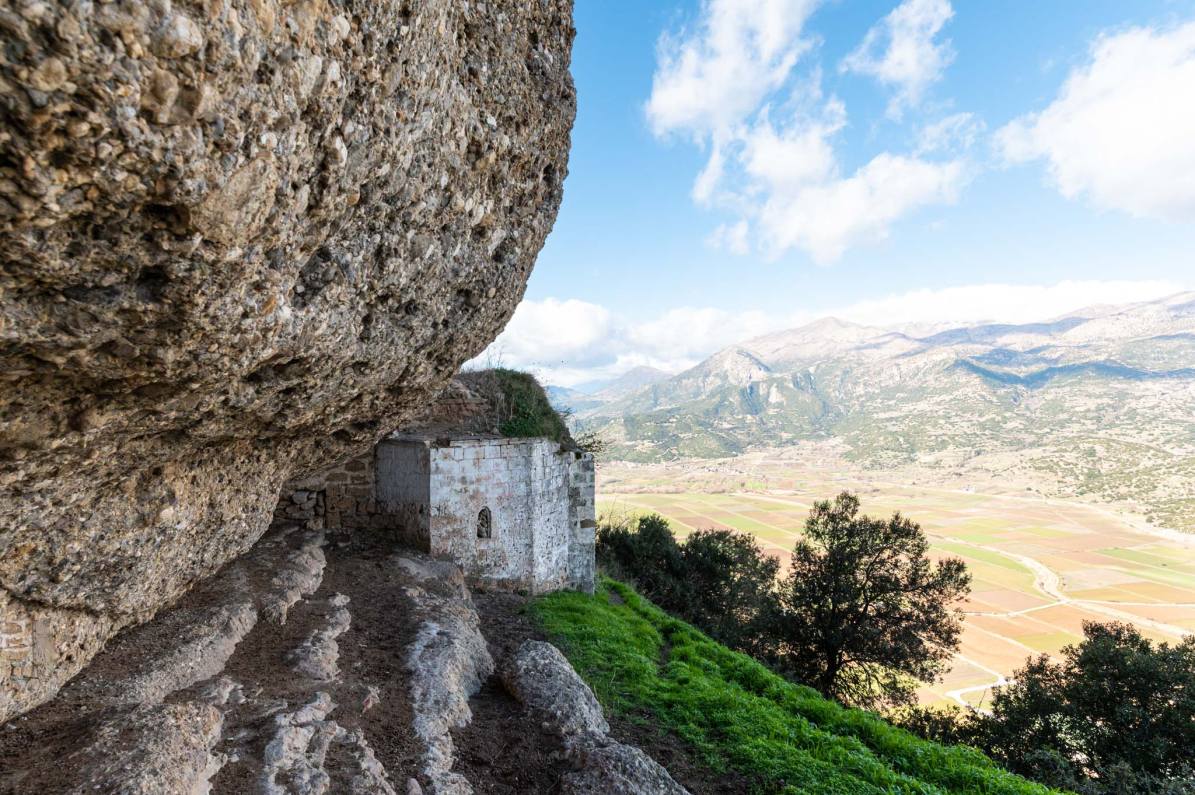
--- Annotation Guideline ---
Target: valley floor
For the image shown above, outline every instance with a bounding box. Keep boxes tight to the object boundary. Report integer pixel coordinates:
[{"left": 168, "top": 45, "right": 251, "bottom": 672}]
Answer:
[{"left": 598, "top": 450, "right": 1195, "bottom": 709}]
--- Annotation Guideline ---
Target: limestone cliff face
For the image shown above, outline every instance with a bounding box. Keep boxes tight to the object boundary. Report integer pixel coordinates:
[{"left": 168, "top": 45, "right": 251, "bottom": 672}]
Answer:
[{"left": 0, "top": 0, "right": 575, "bottom": 719}]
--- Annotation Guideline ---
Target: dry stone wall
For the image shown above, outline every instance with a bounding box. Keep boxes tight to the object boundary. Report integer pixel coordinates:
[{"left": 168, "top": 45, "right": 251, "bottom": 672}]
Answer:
[{"left": 0, "top": 0, "right": 576, "bottom": 721}]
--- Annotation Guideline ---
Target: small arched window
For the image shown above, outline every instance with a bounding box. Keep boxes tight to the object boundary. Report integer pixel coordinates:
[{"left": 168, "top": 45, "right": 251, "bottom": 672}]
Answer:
[{"left": 476, "top": 507, "right": 493, "bottom": 539}]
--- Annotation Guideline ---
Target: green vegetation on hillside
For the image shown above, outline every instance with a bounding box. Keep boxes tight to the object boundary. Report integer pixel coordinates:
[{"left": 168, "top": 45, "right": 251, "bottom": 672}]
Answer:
[
  {"left": 530, "top": 577, "right": 1063, "bottom": 795},
  {"left": 492, "top": 368, "right": 571, "bottom": 441},
  {"left": 462, "top": 368, "right": 573, "bottom": 443},
  {"left": 597, "top": 495, "right": 972, "bottom": 710}
]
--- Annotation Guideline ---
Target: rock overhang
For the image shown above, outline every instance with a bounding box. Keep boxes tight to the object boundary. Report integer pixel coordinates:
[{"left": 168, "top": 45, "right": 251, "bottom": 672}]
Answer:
[{"left": 0, "top": 0, "right": 576, "bottom": 721}]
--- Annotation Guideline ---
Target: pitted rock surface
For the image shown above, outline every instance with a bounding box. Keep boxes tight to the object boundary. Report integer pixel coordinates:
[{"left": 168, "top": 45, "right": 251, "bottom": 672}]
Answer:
[
  {"left": 500, "top": 640, "right": 691, "bottom": 795},
  {"left": 0, "top": 0, "right": 576, "bottom": 721},
  {"left": 498, "top": 639, "right": 608, "bottom": 740}
]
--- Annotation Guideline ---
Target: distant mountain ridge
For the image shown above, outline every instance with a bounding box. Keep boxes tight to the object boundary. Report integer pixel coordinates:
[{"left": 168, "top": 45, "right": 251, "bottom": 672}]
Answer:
[
  {"left": 592, "top": 365, "right": 673, "bottom": 400},
  {"left": 546, "top": 365, "right": 673, "bottom": 414},
  {"left": 577, "top": 292, "right": 1195, "bottom": 533}
]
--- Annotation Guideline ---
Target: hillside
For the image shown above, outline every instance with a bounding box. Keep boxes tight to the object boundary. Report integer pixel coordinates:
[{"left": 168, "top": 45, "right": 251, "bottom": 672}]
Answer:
[
  {"left": 532, "top": 577, "right": 1062, "bottom": 795},
  {"left": 578, "top": 293, "right": 1195, "bottom": 532}
]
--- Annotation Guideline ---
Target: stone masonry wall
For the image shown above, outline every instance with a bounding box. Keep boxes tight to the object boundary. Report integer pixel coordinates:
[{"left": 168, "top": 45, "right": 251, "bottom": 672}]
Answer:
[
  {"left": 530, "top": 444, "right": 572, "bottom": 593},
  {"left": 272, "top": 449, "right": 379, "bottom": 536},
  {"left": 568, "top": 452, "right": 597, "bottom": 595},
  {"left": 428, "top": 439, "right": 537, "bottom": 591},
  {"left": 324, "top": 452, "right": 379, "bottom": 534},
  {"left": 376, "top": 442, "right": 432, "bottom": 549}
]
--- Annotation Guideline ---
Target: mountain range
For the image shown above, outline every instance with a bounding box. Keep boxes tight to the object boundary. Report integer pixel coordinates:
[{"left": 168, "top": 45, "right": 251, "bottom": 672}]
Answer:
[
  {"left": 568, "top": 292, "right": 1195, "bottom": 533},
  {"left": 546, "top": 365, "right": 673, "bottom": 414}
]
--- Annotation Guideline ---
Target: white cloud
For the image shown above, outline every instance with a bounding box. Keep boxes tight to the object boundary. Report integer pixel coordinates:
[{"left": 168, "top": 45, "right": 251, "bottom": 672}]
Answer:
[
  {"left": 840, "top": 0, "right": 955, "bottom": 118},
  {"left": 756, "top": 149, "right": 968, "bottom": 264},
  {"left": 705, "top": 220, "right": 752, "bottom": 255},
  {"left": 626, "top": 306, "right": 782, "bottom": 362},
  {"left": 472, "top": 298, "right": 615, "bottom": 372},
  {"left": 741, "top": 100, "right": 843, "bottom": 188},
  {"left": 646, "top": 0, "right": 970, "bottom": 264},
  {"left": 996, "top": 22, "right": 1195, "bottom": 221},
  {"left": 831, "top": 279, "right": 1188, "bottom": 327},
  {"left": 691, "top": 139, "right": 728, "bottom": 204},
  {"left": 645, "top": 0, "right": 821, "bottom": 138},
  {"left": 729, "top": 100, "right": 969, "bottom": 263},
  {"left": 915, "top": 111, "right": 984, "bottom": 155},
  {"left": 472, "top": 281, "right": 1187, "bottom": 387}
]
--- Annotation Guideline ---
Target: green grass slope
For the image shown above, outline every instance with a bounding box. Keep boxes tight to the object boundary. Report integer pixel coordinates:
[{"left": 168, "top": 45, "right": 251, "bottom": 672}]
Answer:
[{"left": 530, "top": 577, "right": 1066, "bottom": 795}]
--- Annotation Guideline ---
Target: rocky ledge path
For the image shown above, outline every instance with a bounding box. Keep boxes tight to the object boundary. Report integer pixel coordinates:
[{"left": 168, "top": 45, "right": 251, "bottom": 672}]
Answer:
[{"left": 0, "top": 529, "right": 690, "bottom": 795}]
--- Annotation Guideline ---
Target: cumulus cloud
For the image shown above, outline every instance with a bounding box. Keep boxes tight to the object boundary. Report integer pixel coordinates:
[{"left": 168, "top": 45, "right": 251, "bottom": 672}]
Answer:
[
  {"left": 705, "top": 220, "right": 752, "bottom": 254},
  {"left": 645, "top": 0, "right": 820, "bottom": 138},
  {"left": 756, "top": 149, "right": 968, "bottom": 264},
  {"left": 646, "top": 0, "right": 969, "bottom": 263},
  {"left": 840, "top": 0, "right": 955, "bottom": 118},
  {"left": 472, "top": 281, "right": 1187, "bottom": 387},
  {"left": 730, "top": 101, "right": 969, "bottom": 263},
  {"left": 996, "top": 22, "right": 1195, "bottom": 221}
]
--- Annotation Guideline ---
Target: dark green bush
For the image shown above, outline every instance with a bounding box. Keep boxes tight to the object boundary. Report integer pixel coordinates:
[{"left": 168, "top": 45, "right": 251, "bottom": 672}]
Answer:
[{"left": 896, "top": 622, "right": 1195, "bottom": 794}]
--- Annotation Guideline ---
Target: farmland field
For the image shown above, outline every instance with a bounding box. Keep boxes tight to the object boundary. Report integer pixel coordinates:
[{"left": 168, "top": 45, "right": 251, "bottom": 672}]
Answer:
[{"left": 597, "top": 450, "right": 1195, "bottom": 709}]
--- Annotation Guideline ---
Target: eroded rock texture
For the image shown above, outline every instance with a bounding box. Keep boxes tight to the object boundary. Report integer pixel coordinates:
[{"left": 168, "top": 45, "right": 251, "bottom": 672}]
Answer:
[
  {"left": 500, "top": 641, "right": 691, "bottom": 795},
  {"left": 0, "top": 0, "right": 575, "bottom": 720}
]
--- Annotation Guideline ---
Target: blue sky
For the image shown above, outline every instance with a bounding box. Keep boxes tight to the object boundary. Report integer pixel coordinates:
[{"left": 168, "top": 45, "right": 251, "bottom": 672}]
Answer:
[{"left": 481, "top": 0, "right": 1195, "bottom": 387}]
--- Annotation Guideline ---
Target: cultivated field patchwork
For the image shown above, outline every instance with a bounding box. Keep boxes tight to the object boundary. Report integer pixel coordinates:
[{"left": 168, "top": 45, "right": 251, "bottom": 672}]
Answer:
[{"left": 598, "top": 455, "right": 1195, "bottom": 709}]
